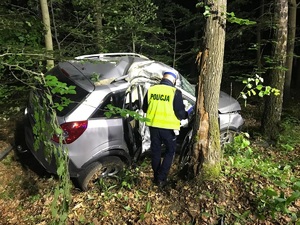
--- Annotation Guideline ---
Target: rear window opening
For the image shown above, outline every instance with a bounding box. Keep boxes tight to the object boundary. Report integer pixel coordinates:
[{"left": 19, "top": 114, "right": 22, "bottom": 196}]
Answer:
[{"left": 45, "top": 64, "right": 90, "bottom": 117}]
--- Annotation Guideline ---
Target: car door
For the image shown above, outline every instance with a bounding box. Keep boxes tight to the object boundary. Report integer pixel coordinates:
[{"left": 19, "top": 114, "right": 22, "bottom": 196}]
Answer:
[
  {"left": 72, "top": 90, "right": 129, "bottom": 168},
  {"left": 123, "top": 84, "right": 145, "bottom": 162}
]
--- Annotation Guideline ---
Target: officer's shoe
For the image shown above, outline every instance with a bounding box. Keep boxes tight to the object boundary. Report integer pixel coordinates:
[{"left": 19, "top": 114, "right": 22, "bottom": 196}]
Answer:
[
  {"left": 157, "top": 180, "right": 167, "bottom": 189},
  {"left": 152, "top": 178, "right": 158, "bottom": 185}
]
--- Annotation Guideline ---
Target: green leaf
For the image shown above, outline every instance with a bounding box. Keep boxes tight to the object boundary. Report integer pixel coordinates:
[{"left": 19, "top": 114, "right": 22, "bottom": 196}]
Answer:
[
  {"left": 293, "top": 182, "right": 300, "bottom": 191},
  {"left": 55, "top": 127, "right": 63, "bottom": 135},
  {"left": 256, "top": 84, "right": 263, "bottom": 90},
  {"left": 146, "top": 201, "right": 151, "bottom": 213},
  {"left": 274, "top": 197, "right": 286, "bottom": 203},
  {"left": 57, "top": 105, "right": 64, "bottom": 111},
  {"left": 68, "top": 90, "right": 76, "bottom": 94},
  {"left": 286, "top": 191, "right": 300, "bottom": 205},
  {"left": 265, "top": 188, "right": 277, "bottom": 197},
  {"left": 104, "top": 112, "right": 112, "bottom": 118},
  {"left": 124, "top": 205, "right": 131, "bottom": 211},
  {"left": 57, "top": 164, "right": 64, "bottom": 176}
]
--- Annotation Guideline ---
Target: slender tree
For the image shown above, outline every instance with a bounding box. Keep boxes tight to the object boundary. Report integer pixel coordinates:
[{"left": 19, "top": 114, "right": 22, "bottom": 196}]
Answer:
[
  {"left": 94, "top": 0, "right": 104, "bottom": 52},
  {"left": 257, "top": 0, "right": 265, "bottom": 72},
  {"left": 262, "top": 0, "right": 288, "bottom": 140},
  {"left": 40, "top": 0, "right": 54, "bottom": 68},
  {"left": 191, "top": 0, "right": 227, "bottom": 177},
  {"left": 284, "top": 0, "right": 297, "bottom": 101}
]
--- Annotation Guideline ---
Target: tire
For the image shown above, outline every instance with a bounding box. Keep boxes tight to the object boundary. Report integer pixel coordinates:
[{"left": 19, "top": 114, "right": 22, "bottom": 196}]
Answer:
[
  {"left": 76, "top": 156, "right": 125, "bottom": 191},
  {"left": 178, "top": 130, "right": 194, "bottom": 180},
  {"left": 220, "top": 129, "right": 237, "bottom": 148}
]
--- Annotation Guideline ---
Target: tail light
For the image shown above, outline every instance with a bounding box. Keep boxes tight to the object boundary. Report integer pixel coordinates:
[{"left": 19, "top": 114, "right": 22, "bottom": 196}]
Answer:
[{"left": 52, "top": 120, "right": 88, "bottom": 144}]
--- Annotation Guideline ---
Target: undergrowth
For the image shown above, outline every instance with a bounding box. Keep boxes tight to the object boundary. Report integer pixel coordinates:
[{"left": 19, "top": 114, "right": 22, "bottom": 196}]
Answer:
[{"left": 222, "top": 116, "right": 300, "bottom": 224}]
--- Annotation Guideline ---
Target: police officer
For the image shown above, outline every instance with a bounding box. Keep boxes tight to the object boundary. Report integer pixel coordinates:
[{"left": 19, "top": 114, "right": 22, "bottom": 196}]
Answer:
[{"left": 142, "top": 71, "right": 189, "bottom": 188}]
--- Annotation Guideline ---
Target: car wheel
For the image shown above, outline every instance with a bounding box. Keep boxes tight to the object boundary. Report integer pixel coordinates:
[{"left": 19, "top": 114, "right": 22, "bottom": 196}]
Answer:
[
  {"left": 77, "top": 156, "right": 125, "bottom": 191},
  {"left": 178, "top": 130, "right": 194, "bottom": 180},
  {"left": 220, "top": 129, "right": 237, "bottom": 148}
]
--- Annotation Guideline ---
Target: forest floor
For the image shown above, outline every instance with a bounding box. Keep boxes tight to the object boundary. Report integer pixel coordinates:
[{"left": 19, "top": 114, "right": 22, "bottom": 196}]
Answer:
[{"left": 0, "top": 101, "right": 300, "bottom": 225}]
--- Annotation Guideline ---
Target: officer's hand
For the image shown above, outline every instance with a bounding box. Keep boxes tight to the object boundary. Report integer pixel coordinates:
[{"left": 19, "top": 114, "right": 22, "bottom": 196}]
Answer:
[
  {"left": 187, "top": 106, "right": 194, "bottom": 115},
  {"left": 180, "top": 119, "right": 189, "bottom": 127}
]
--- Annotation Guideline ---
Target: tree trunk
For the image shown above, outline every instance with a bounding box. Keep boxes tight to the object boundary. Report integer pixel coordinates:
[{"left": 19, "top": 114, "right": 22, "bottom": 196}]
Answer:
[
  {"left": 172, "top": 23, "right": 177, "bottom": 68},
  {"left": 284, "top": 0, "right": 296, "bottom": 102},
  {"left": 95, "top": 0, "right": 104, "bottom": 52},
  {"left": 40, "top": 0, "right": 54, "bottom": 68},
  {"left": 191, "top": 0, "right": 226, "bottom": 177},
  {"left": 262, "top": 0, "right": 288, "bottom": 140},
  {"left": 132, "top": 32, "right": 136, "bottom": 53},
  {"left": 256, "top": 0, "right": 265, "bottom": 72}
]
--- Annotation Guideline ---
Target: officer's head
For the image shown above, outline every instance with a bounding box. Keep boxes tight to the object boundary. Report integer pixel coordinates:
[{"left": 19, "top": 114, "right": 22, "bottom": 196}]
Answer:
[{"left": 163, "top": 71, "right": 178, "bottom": 85}]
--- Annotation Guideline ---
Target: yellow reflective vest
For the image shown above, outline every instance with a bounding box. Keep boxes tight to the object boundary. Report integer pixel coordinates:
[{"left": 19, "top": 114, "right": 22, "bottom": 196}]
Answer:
[{"left": 145, "top": 85, "right": 180, "bottom": 130}]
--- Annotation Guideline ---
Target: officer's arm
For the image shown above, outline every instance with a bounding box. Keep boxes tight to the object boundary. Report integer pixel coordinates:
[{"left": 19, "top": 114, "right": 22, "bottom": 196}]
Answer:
[
  {"left": 173, "top": 90, "right": 188, "bottom": 120},
  {"left": 142, "top": 92, "right": 148, "bottom": 113}
]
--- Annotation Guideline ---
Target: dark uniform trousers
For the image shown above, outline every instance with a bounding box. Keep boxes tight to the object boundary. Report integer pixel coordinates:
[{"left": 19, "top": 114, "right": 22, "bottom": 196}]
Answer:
[{"left": 149, "top": 127, "right": 177, "bottom": 182}]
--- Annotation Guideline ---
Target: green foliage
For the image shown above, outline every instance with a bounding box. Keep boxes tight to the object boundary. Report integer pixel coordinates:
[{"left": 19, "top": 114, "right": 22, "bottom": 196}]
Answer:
[
  {"left": 44, "top": 76, "right": 76, "bottom": 95},
  {"left": 223, "top": 128, "right": 300, "bottom": 223},
  {"left": 48, "top": 0, "right": 165, "bottom": 55},
  {"left": 226, "top": 12, "right": 256, "bottom": 25},
  {"left": 105, "top": 104, "right": 149, "bottom": 123},
  {"left": 44, "top": 75, "right": 76, "bottom": 111},
  {"left": 263, "top": 55, "right": 289, "bottom": 71},
  {"left": 196, "top": 2, "right": 256, "bottom": 26},
  {"left": 278, "top": 116, "right": 300, "bottom": 151},
  {"left": 239, "top": 74, "right": 280, "bottom": 105},
  {"left": 259, "top": 181, "right": 300, "bottom": 220},
  {"left": 0, "top": 5, "right": 43, "bottom": 50},
  {"left": 158, "top": 0, "right": 200, "bottom": 67},
  {"left": 104, "top": 0, "right": 164, "bottom": 53},
  {"left": 32, "top": 74, "right": 76, "bottom": 225},
  {"left": 90, "top": 73, "right": 101, "bottom": 82},
  {"left": 224, "top": 132, "right": 251, "bottom": 156},
  {"left": 0, "top": 50, "right": 55, "bottom": 117},
  {"left": 119, "top": 168, "right": 141, "bottom": 190}
]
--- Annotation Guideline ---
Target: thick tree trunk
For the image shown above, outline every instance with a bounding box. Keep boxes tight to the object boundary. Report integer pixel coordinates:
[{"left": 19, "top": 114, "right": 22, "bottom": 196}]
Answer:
[
  {"left": 284, "top": 0, "right": 296, "bottom": 102},
  {"left": 40, "top": 0, "right": 54, "bottom": 68},
  {"left": 262, "top": 0, "right": 288, "bottom": 140},
  {"left": 191, "top": 0, "right": 226, "bottom": 177}
]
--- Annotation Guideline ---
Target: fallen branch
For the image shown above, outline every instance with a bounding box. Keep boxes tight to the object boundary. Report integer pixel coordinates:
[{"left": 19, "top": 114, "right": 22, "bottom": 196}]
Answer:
[{"left": 0, "top": 145, "right": 14, "bottom": 161}]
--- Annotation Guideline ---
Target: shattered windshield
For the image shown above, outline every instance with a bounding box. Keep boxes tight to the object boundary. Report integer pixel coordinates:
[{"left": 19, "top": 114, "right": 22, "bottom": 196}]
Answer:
[{"left": 179, "top": 75, "right": 195, "bottom": 96}]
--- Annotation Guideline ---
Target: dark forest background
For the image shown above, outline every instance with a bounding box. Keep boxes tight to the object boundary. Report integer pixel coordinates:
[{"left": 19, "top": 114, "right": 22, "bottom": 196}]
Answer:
[{"left": 1, "top": 0, "right": 299, "bottom": 108}]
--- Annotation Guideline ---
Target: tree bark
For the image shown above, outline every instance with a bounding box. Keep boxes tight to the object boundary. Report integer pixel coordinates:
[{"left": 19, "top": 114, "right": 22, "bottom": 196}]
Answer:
[
  {"left": 256, "top": 0, "right": 265, "bottom": 72},
  {"left": 262, "top": 0, "right": 288, "bottom": 140},
  {"left": 40, "top": 0, "right": 54, "bottom": 68},
  {"left": 284, "top": 0, "right": 296, "bottom": 102},
  {"left": 191, "top": 0, "right": 226, "bottom": 177}
]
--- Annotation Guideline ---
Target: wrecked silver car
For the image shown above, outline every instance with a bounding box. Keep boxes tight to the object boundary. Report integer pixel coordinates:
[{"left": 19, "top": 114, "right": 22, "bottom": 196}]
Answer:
[{"left": 24, "top": 53, "right": 243, "bottom": 190}]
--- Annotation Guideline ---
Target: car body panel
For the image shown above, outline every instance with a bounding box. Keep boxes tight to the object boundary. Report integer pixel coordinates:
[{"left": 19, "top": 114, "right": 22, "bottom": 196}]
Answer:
[
  {"left": 67, "top": 118, "right": 126, "bottom": 169},
  {"left": 218, "top": 91, "right": 241, "bottom": 113}
]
